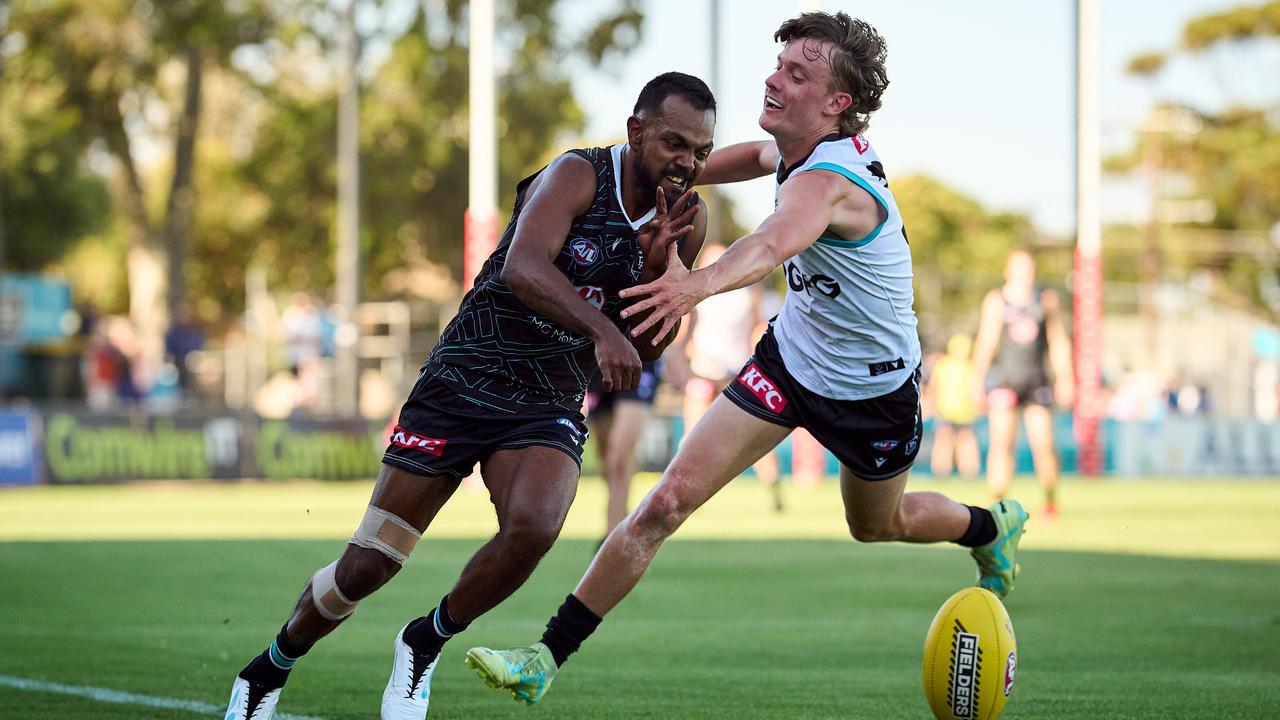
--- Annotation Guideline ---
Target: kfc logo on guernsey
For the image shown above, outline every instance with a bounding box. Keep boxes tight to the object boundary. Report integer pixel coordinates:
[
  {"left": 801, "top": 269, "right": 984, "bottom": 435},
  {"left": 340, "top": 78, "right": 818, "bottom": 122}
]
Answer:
[
  {"left": 571, "top": 239, "right": 599, "bottom": 266},
  {"left": 576, "top": 285, "right": 605, "bottom": 310},
  {"left": 852, "top": 134, "right": 869, "bottom": 154},
  {"left": 738, "top": 363, "right": 788, "bottom": 412},
  {"left": 390, "top": 425, "right": 447, "bottom": 457}
]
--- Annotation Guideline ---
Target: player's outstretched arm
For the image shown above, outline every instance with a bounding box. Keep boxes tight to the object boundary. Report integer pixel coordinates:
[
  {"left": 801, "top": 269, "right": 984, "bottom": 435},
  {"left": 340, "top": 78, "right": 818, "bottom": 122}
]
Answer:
[
  {"left": 503, "top": 152, "right": 642, "bottom": 391},
  {"left": 697, "top": 140, "right": 778, "bottom": 185},
  {"left": 969, "top": 290, "right": 1005, "bottom": 404},
  {"left": 620, "top": 170, "right": 847, "bottom": 343}
]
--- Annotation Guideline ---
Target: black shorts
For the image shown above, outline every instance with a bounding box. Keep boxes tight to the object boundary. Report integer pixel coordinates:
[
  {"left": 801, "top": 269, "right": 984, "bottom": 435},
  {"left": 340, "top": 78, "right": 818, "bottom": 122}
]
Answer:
[
  {"left": 383, "top": 372, "right": 589, "bottom": 479},
  {"left": 586, "top": 361, "right": 660, "bottom": 415},
  {"left": 988, "top": 379, "right": 1053, "bottom": 409},
  {"left": 722, "top": 329, "right": 922, "bottom": 481}
]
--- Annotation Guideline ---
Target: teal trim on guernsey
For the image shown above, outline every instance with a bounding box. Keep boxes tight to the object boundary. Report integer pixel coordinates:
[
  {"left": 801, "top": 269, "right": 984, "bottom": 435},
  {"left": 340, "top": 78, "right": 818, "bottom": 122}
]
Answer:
[{"left": 803, "top": 161, "right": 887, "bottom": 247}]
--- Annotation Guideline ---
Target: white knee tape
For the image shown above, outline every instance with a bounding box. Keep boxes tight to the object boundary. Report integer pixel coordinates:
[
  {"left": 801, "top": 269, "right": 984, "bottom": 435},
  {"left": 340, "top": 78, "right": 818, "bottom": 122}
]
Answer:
[
  {"left": 350, "top": 505, "right": 422, "bottom": 565},
  {"left": 311, "top": 560, "right": 359, "bottom": 621}
]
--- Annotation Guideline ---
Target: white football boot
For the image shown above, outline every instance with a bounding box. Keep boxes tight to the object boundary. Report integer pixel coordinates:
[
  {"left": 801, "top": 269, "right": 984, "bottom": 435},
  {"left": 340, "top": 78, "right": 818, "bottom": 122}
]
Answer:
[
  {"left": 224, "top": 676, "right": 281, "bottom": 720},
  {"left": 381, "top": 622, "right": 440, "bottom": 720}
]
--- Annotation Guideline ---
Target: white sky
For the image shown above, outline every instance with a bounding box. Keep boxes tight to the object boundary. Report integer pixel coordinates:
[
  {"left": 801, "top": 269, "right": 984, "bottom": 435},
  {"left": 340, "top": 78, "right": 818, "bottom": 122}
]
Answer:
[{"left": 565, "top": 0, "right": 1254, "bottom": 236}]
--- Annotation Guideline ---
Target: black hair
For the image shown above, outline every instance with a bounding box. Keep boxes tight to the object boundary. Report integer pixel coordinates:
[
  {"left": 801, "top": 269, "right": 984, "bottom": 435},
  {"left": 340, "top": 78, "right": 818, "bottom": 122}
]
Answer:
[{"left": 633, "top": 72, "right": 716, "bottom": 116}]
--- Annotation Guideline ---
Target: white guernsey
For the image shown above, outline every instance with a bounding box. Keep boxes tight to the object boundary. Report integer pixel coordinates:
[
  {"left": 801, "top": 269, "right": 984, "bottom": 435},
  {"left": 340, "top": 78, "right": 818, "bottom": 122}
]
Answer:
[{"left": 773, "top": 133, "right": 920, "bottom": 400}]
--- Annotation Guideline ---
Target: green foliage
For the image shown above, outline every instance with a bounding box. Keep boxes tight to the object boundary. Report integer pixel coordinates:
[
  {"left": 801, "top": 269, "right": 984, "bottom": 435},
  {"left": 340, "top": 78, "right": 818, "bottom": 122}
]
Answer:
[
  {"left": 0, "top": 73, "right": 110, "bottom": 270},
  {"left": 893, "top": 174, "right": 1034, "bottom": 347},
  {"left": 199, "top": 0, "right": 640, "bottom": 315},
  {"left": 1125, "top": 51, "right": 1166, "bottom": 77},
  {"left": 1181, "top": 1, "right": 1280, "bottom": 48},
  {"left": 1, "top": 0, "right": 645, "bottom": 321},
  {"left": 1119, "top": 1, "right": 1280, "bottom": 318},
  {"left": 0, "top": 3, "right": 113, "bottom": 270}
]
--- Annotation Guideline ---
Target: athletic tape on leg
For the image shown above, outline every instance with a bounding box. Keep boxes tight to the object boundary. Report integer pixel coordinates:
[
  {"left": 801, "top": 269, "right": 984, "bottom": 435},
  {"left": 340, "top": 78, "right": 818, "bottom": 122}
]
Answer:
[
  {"left": 349, "top": 505, "right": 422, "bottom": 564},
  {"left": 310, "top": 560, "right": 359, "bottom": 621}
]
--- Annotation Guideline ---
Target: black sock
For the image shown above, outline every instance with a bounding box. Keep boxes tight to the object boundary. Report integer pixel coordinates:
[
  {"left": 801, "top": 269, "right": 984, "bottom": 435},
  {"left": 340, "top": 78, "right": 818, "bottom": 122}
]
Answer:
[
  {"left": 238, "top": 625, "right": 304, "bottom": 689},
  {"left": 955, "top": 505, "right": 998, "bottom": 547},
  {"left": 403, "top": 594, "right": 469, "bottom": 656},
  {"left": 540, "top": 594, "right": 602, "bottom": 667}
]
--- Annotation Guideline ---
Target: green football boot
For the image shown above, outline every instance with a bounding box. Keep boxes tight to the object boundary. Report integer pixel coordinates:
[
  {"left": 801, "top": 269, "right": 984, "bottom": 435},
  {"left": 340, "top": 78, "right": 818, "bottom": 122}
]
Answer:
[
  {"left": 970, "top": 499, "right": 1029, "bottom": 599},
  {"left": 465, "top": 642, "right": 558, "bottom": 706}
]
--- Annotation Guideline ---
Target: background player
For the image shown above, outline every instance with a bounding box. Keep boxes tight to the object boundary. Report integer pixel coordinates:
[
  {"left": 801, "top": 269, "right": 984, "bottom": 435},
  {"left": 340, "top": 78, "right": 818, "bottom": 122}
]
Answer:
[
  {"left": 676, "top": 242, "right": 783, "bottom": 511},
  {"left": 585, "top": 359, "right": 662, "bottom": 541},
  {"left": 971, "top": 247, "right": 1074, "bottom": 516},
  {"left": 465, "top": 12, "right": 1029, "bottom": 706},
  {"left": 222, "top": 72, "right": 713, "bottom": 720},
  {"left": 925, "top": 332, "right": 982, "bottom": 480}
]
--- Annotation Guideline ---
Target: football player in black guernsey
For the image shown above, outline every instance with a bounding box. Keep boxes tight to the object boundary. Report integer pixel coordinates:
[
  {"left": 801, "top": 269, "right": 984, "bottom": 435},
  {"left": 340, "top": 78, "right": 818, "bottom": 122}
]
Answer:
[{"left": 222, "top": 71, "right": 714, "bottom": 720}]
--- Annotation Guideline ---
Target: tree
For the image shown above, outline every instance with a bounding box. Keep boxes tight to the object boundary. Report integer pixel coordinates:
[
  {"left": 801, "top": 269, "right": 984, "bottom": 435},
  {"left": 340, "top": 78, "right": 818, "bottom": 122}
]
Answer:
[
  {"left": 5, "top": 0, "right": 280, "bottom": 367},
  {"left": 0, "top": 35, "right": 111, "bottom": 271},
  {"left": 891, "top": 174, "right": 1039, "bottom": 348},
  {"left": 192, "top": 0, "right": 643, "bottom": 314},
  {"left": 1116, "top": 1, "right": 1280, "bottom": 320}
]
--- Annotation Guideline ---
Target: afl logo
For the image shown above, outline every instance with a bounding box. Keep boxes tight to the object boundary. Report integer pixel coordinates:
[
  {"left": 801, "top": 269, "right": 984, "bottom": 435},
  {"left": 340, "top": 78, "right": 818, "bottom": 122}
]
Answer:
[
  {"left": 852, "top": 134, "right": 869, "bottom": 154},
  {"left": 571, "top": 239, "right": 600, "bottom": 266}
]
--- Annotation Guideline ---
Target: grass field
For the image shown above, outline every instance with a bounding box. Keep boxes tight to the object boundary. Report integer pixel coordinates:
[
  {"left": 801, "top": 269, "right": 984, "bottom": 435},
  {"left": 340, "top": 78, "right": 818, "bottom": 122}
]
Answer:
[{"left": 2, "top": 475, "right": 1279, "bottom": 719}]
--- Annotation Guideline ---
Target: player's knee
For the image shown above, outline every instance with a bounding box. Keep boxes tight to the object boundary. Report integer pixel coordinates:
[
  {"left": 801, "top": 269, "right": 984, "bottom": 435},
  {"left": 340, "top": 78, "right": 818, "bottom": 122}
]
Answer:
[
  {"left": 633, "top": 487, "right": 689, "bottom": 538},
  {"left": 310, "top": 505, "right": 422, "bottom": 620},
  {"left": 1028, "top": 439, "right": 1056, "bottom": 459},
  {"left": 848, "top": 518, "right": 902, "bottom": 543},
  {"left": 498, "top": 514, "right": 562, "bottom": 561},
  {"left": 334, "top": 545, "right": 401, "bottom": 598}
]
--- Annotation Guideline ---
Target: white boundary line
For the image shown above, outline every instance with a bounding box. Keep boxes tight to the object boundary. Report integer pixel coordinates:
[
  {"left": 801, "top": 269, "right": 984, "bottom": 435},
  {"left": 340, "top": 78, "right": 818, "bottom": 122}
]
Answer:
[{"left": 0, "top": 674, "right": 330, "bottom": 720}]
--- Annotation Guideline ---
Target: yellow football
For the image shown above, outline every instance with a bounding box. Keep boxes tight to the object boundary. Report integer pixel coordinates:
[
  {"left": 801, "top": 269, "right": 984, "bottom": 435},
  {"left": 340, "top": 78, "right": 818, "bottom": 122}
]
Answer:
[{"left": 922, "top": 587, "right": 1018, "bottom": 720}]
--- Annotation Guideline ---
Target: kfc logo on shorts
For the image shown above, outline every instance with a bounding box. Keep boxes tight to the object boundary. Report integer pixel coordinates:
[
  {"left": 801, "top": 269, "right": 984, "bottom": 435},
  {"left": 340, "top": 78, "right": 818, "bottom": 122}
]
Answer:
[
  {"left": 576, "top": 285, "right": 605, "bottom": 310},
  {"left": 852, "top": 134, "right": 869, "bottom": 154},
  {"left": 390, "top": 425, "right": 447, "bottom": 457},
  {"left": 571, "top": 239, "right": 599, "bottom": 266},
  {"left": 737, "top": 363, "right": 788, "bottom": 413}
]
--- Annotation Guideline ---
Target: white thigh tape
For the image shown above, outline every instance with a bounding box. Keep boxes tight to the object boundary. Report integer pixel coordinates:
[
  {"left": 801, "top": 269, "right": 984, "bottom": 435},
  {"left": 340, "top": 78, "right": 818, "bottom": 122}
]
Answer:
[
  {"left": 310, "top": 560, "right": 359, "bottom": 621},
  {"left": 349, "top": 505, "right": 422, "bottom": 565}
]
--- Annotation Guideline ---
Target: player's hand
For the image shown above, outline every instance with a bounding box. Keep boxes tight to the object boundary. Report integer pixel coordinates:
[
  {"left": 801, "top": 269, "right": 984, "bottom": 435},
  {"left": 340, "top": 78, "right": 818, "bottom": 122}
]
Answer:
[
  {"left": 618, "top": 243, "right": 702, "bottom": 345},
  {"left": 636, "top": 186, "right": 699, "bottom": 277},
  {"left": 594, "top": 326, "right": 642, "bottom": 391}
]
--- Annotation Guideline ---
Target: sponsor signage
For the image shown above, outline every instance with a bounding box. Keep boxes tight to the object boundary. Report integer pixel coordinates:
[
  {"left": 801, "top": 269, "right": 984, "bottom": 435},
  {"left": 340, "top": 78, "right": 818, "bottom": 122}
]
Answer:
[
  {"left": 737, "top": 363, "right": 788, "bottom": 412},
  {"left": 576, "top": 285, "right": 605, "bottom": 310},
  {"left": 39, "top": 411, "right": 384, "bottom": 483},
  {"left": 1110, "top": 418, "right": 1280, "bottom": 475},
  {"left": 42, "top": 411, "right": 242, "bottom": 483},
  {"left": 950, "top": 622, "right": 979, "bottom": 719},
  {"left": 389, "top": 424, "right": 447, "bottom": 457},
  {"left": 253, "top": 418, "right": 384, "bottom": 481},
  {"left": 0, "top": 411, "right": 40, "bottom": 486}
]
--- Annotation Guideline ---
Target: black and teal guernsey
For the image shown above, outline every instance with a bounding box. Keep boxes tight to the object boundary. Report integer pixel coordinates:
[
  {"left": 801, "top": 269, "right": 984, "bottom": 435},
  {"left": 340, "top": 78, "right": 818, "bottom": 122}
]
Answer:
[{"left": 423, "top": 145, "right": 654, "bottom": 414}]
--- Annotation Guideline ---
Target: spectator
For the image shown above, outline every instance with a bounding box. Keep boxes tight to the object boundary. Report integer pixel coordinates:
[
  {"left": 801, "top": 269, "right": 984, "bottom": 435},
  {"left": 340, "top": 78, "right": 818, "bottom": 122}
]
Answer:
[
  {"left": 165, "top": 303, "right": 206, "bottom": 396},
  {"left": 926, "top": 333, "right": 981, "bottom": 480}
]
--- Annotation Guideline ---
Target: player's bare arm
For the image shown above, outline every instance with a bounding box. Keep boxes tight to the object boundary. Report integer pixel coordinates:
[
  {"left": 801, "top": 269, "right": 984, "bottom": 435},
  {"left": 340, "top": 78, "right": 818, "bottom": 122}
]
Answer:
[
  {"left": 1041, "top": 288, "right": 1075, "bottom": 407},
  {"left": 627, "top": 189, "right": 707, "bottom": 359},
  {"left": 620, "top": 168, "right": 875, "bottom": 343},
  {"left": 696, "top": 140, "right": 778, "bottom": 185},
  {"left": 502, "top": 152, "right": 642, "bottom": 391},
  {"left": 969, "top": 290, "right": 1005, "bottom": 404}
]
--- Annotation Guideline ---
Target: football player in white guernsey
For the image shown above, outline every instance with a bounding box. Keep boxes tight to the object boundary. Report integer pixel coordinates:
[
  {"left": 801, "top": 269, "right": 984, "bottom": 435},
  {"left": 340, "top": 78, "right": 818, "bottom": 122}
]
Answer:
[{"left": 466, "top": 13, "right": 1030, "bottom": 707}]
